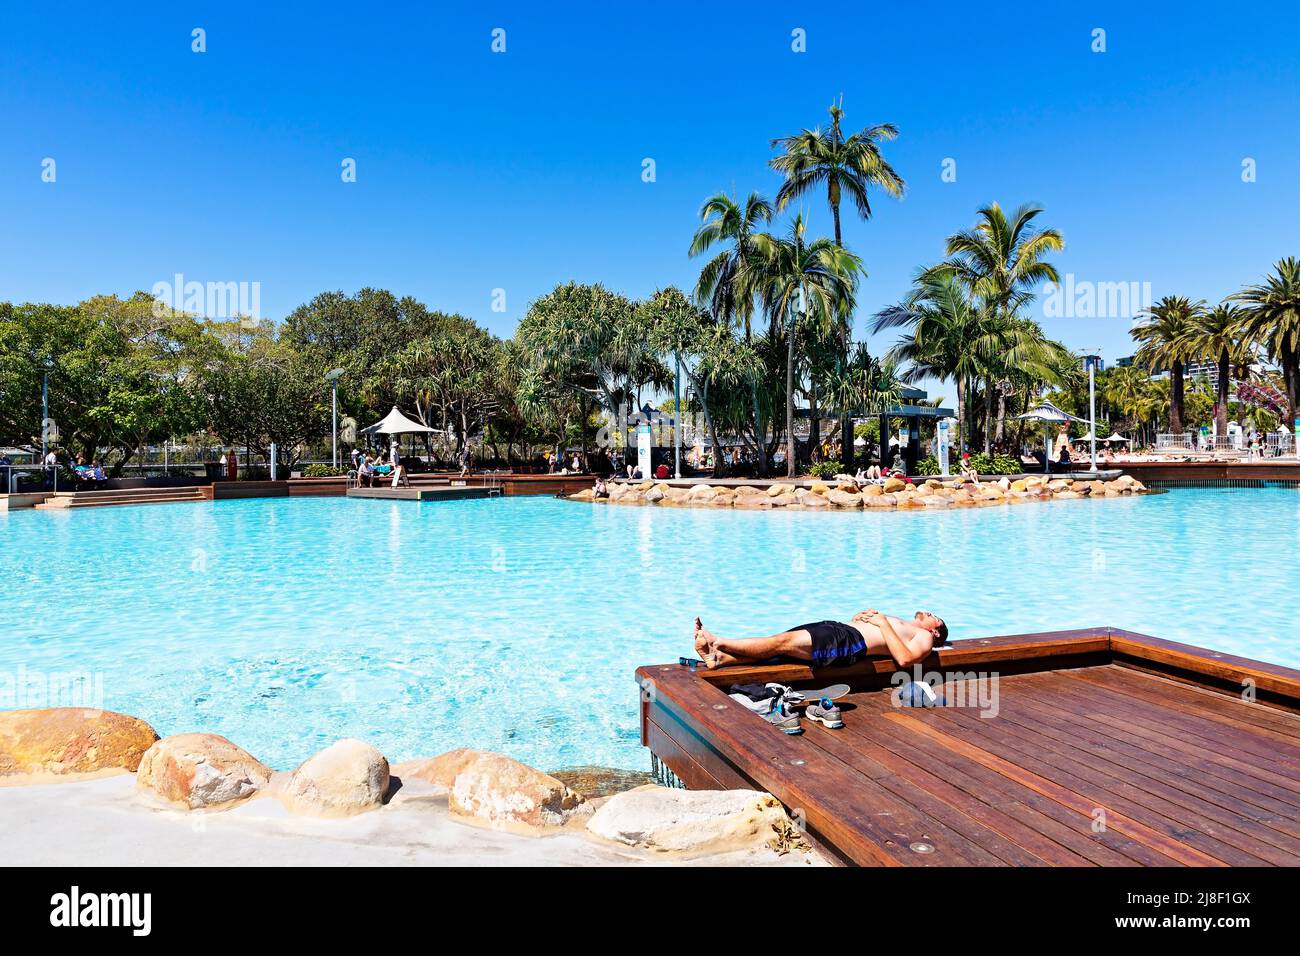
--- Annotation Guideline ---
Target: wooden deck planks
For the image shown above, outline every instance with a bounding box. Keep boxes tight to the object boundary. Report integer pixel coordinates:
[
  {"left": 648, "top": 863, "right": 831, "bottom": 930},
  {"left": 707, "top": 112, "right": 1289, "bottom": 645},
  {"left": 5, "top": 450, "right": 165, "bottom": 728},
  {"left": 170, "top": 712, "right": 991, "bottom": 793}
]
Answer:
[{"left": 639, "top": 629, "right": 1300, "bottom": 867}]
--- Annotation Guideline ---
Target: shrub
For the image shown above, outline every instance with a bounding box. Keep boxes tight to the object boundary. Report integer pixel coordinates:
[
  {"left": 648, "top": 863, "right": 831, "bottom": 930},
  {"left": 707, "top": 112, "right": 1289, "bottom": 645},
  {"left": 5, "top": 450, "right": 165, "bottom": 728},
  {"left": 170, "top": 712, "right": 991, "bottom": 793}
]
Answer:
[
  {"left": 302, "top": 464, "right": 348, "bottom": 477},
  {"left": 809, "top": 459, "right": 842, "bottom": 479},
  {"left": 968, "top": 452, "right": 1021, "bottom": 475},
  {"left": 915, "top": 455, "right": 940, "bottom": 476}
]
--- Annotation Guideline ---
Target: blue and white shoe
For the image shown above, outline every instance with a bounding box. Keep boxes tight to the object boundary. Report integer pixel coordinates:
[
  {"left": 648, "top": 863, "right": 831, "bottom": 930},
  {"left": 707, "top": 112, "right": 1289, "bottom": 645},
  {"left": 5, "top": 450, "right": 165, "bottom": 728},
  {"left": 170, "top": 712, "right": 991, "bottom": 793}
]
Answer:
[
  {"left": 805, "top": 698, "right": 844, "bottom": 729},
  {"left": 764, "top": 700, "right": 803, "bottom": 735}
]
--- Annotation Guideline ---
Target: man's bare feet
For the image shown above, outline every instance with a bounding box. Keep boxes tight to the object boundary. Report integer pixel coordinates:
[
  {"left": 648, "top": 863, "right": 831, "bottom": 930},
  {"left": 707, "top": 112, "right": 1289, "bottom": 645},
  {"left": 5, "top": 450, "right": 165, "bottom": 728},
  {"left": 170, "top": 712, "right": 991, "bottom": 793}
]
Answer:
[{"left": 694, "top": 617, "right": 710, "bottom": 658}]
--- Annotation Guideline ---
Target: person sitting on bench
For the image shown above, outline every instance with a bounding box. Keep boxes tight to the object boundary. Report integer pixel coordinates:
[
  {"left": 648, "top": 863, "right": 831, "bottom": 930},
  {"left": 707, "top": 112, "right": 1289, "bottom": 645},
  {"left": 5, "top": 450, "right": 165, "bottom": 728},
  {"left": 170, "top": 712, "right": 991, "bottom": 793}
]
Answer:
[{"left": 693, "top": 609, "right": 947, "bottom": 670}]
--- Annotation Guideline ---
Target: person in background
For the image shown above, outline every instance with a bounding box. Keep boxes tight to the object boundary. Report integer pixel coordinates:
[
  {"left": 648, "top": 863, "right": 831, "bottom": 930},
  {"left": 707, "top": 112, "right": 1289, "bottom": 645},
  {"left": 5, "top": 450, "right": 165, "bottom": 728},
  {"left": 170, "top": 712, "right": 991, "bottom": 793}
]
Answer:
[
  {"left": 655, "top": 461, "right": 669, "bottom": 479},
  {"left": 358, "top": 454, "right": 375, "bottom": 487},
  {"left": 460, "top": 444, "right": 472, "bottom": 477},
  {"left": 593, "top": 477, "right": 609, "bottom": 499},
  {"left": 351, "top": 447, "right": 362, "bottom": 472},
  {"left": 572, "top": 453, "right": 581, "bottom": 472},
  {"left": 224, "top": 448, "right": 239, "bottom": 481}
]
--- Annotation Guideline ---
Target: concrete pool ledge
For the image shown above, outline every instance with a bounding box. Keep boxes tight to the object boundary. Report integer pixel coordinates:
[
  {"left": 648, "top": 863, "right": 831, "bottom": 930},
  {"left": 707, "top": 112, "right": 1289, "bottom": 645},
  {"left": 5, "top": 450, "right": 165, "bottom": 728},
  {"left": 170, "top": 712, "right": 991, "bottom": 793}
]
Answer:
[{"left": 0, "top": 716, "right": 824, "bottom": 866}]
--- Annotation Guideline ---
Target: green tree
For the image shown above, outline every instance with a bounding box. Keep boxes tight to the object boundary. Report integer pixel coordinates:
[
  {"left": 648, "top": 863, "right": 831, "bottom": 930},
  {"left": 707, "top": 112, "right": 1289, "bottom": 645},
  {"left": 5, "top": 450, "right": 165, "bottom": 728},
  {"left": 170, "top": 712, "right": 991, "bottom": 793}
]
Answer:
[
  {"left": 1182, "top": 303, "right": 1251, "bottom": 438},
  {"left": 1231, "top": 257, "right": 1300, "bottom": 427},
  {"left": 1133, "top": 295, "right": 1206, "bottom": 436}
]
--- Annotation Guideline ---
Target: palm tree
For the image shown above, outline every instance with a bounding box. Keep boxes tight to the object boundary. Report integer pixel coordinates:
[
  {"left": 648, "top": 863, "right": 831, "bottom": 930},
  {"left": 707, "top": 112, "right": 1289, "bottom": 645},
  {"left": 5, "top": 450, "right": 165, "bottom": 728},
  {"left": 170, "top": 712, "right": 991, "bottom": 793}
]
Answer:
[
  {"left": 926, "top": 203, "right": 1063, "bottom": 450},
  {"left": 1182, "top": 303, "right": 1250, "bottom": 439},
  {"left": 872, "top": 273, "right": 986, "bottom": 452},
  {"left": 689, "top": 191, "right": 775, "bottom": 474},
  {"left": 769, "top": 100, "right": 904, "bottom": 468},
  {"left": 1231, "top": 257, "right": 1300, "bottom": 427},
  {"left": 1132, "top": 296, "right": 1206, "bottom": 436},
  {"left": 754, "top": 214, "right": 863, "bottom": 476}
]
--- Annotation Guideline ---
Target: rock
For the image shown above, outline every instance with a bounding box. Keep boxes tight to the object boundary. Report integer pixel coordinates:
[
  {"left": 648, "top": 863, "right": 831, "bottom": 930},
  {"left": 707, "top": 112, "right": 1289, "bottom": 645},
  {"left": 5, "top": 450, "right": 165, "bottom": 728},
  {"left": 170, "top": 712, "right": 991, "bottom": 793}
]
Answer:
[
  {"left": 997, "top": 477, "right": 1011, "bottom": 490},
  {"left": 569, "top": 488, "right": 595, "bottom": 501},
  {"left": 922, "top": 494, "right": 951, "bottom": 507},
  {"left": 644, "top": 487, "right": 665, "bottom": 503},
  {"left": 801, "top": 493, "right": 830, "bottom": 508},
  {"left": 924, "top": 478, "right": 943, "bottom": 488},
  {"left": 1054, "top": 490, "right": 1082, "bottom": 499},
  {"left": 637, "top": 480, "right": 655, "bottom": 492},
  {"left": 711, "top": 492, "right": 737, "bottom": 507},
  {"left": 0, "top": 708, "right": 158, "bottom": 780},
  {"left": 400, "top": 748, "right": 589, "bottom": 831},
  {"left": 771, "top": 492, "right": 799, "bottom": 507},
  {"left": 136, "top": 733, "right": 271, "bottom": 810},
  {"left": 1047, "top": 479, "right": 1071, "bottom": 491},
  {"left": 766, "top": 483, "right": 796, "bottom": 497},
  {"left": 688, "top": 484, "right": 716, "bottom": 500},
  {"left": 664, "top": 486, "right": 691, "bottom": 502},
  {"left": 826, "top": 489, "right": 862, "bottom": 508},
  {"left": 836, "top": 481, "right": 860, "bottom": 494},
  {"left": 280, "top": 739, "right": 389, "bottom": 818},
  {"left": 733, "top": 485, "right": 761, "bottom": 497},
  {"left": 914, "top": 484, "right": 933, "bottom": 497},
  {"left": 882, "top": 477, "right": 906, "bottom": 493},
  {"left": 861, "top": 484, "right": 883, "bottom": 497},
  {"left": 809, "top": 482, "right": 830, "bottom": 495},
  {"left": 549, "top": 766, "right": 656, "bottom": 799},
  {"left": 607, "top": 483, "right": 628, "bottom": 499},
  {"left": 587, "top": 786, "right": 795, "bottom": 854},
  {"left": 865, "top": 493, "right": 897, "bottom": 508},
  {"left": 654, "top": 482, "right": 671, "bottom": 493},
  {"left": 733, "top": 494, "right": 772, "bottom": 508},
  {"left": 1010, "top": 479, "right": 1028, "bottom": 492},
  {"left": 1130, "top": 479, "right": 1147, "bottom": 492}
]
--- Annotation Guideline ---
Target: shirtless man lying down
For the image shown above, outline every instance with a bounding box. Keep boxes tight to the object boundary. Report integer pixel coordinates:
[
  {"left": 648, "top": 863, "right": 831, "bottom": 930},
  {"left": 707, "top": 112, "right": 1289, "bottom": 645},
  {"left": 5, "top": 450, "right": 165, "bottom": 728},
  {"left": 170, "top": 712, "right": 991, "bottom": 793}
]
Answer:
[{"left": 694, "top": 609, "right": 948, "bottom": 669}]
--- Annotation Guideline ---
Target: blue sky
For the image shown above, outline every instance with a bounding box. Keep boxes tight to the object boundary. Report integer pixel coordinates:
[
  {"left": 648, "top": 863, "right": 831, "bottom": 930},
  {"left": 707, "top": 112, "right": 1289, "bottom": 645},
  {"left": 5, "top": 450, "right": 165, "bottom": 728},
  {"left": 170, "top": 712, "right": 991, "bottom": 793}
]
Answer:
[{"left": 3, "top": 1, "right": 1298, "bottom": 390}]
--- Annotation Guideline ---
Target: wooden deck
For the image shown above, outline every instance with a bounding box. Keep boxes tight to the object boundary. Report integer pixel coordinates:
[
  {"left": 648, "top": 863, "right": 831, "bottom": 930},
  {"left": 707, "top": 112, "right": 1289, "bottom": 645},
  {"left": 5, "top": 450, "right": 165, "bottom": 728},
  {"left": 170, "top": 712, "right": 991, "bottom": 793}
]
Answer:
[
  {"left": 637, "top": 628, "right": 1300, "bottom": 866},
  {"left": 345, "top": 485, "right": 496, "bottom": 501}
]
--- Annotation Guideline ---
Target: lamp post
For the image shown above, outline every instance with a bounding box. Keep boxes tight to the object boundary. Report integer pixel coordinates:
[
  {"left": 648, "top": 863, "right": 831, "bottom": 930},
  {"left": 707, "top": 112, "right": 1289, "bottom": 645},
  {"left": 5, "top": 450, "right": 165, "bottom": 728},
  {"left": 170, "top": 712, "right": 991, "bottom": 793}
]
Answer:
[
  {"left": 40, "top": 356, "right": 54, "bottom": 462},
  {"left": 673, "top": 352, "right": 682, "bottom": 479},
  {"left": 325, "top": 368, "right": 344, "bottom": 467}
]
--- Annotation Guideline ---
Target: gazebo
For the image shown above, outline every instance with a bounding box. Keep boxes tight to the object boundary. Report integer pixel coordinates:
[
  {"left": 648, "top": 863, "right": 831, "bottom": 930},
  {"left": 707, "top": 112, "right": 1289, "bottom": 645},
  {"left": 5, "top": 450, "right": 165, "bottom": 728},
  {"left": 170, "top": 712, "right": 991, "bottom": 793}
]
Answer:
[
  {"left": 360, "top": 407, "right": 438, "bottom": 462},
  {"left": 1016, "top": 400, "right": 1091, "bottom": 475}
]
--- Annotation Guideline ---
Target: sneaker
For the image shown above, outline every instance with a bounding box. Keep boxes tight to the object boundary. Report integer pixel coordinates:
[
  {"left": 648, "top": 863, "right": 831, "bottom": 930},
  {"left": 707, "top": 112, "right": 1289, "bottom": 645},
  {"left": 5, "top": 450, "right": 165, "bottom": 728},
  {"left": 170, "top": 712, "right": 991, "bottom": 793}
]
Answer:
[
  {"left": 805, "top": 698, "right": 844, "bottom": 729},
  {"left": 764, "top": 701, "right": 803, "bottom": 735}
]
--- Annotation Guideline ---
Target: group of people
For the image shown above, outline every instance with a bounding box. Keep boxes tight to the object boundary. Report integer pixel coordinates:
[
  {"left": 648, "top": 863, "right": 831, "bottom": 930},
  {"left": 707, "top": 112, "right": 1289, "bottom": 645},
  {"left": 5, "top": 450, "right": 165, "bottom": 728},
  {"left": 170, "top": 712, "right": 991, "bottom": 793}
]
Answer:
[{"left": 351, "top": 445, "right": 408, "bottom": 488}]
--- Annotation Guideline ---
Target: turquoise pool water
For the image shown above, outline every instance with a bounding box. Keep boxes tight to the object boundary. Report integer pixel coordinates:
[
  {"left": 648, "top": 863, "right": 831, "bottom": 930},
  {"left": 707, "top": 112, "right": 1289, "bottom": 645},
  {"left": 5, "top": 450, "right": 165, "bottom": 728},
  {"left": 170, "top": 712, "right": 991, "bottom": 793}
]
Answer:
[{"left": 2, "top": 489, "right": 1298, "bottom": 771}]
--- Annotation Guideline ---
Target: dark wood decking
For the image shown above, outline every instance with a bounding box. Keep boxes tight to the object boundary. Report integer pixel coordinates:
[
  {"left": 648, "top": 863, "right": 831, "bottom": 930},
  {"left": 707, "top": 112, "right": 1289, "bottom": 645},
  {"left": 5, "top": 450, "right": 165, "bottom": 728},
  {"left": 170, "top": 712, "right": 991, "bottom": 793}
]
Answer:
[{"left": 637, "top": 628, "right": 1300, "bottom": 866}]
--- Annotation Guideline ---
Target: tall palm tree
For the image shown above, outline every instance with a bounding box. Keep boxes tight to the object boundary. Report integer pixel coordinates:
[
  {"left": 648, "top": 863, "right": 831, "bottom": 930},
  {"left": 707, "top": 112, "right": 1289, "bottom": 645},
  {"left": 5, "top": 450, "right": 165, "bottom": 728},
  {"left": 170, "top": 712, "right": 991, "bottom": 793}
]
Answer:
[
  {"left": 926, "top": 203, "right": 1063, "bottom": 450},
  {"left": 689, "top": 191, "right": 775, "bottom": 474},
  {"left": 769, "top": 100, "right": 904, "bottom": 468},
  {"left": 754, "top": 214, "right": 863, "bottom": 476},
  {"left": 1182, "top": 303, "right": 1250, "bottom": 439},
  {"left": 1231, "top": 257, "right": 1300, "bottom": 427},
  {"left": 1132, "top": 296, "right": 1207, "bottom": 436},
  {"left": 872, "top": 273, "right": 986, "bottom": 452}
]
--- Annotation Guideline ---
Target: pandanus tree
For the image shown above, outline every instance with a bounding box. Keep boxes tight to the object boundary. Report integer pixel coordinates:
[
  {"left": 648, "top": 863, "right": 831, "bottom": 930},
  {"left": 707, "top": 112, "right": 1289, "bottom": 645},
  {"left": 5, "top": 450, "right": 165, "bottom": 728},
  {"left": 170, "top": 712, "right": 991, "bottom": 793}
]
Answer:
[
  {"left": 754, "top": 214, "right": 863, "bottom": 477},
  {"left": 1182, "top": 303, "right": 1251, "bottom": 439},
  {"left": 689, "top": 191, "right": 775, "bottom": 474},
  {"left": 769, "top": 100, "right": 904, "bottom": 467},
  {"left": 1231, "top": 257, "right": 1300, "bottom": 429},
  {"left": 1132, "top": 295, "right": 1207, "bottom": 436}
]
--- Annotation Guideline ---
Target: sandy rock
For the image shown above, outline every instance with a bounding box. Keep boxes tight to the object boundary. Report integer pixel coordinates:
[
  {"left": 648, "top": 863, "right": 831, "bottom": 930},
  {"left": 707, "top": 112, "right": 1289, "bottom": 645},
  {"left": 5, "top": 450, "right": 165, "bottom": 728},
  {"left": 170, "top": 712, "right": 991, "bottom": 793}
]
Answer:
[
  {"left": 766, "top": 483, "right": 796, "bottom": 497},
  {"left": 688, "top": 484, "right": 716, "bottom": 499},
  {"left": 864, "top": 493, "right": 897, "bottom": 508},
  {"left": 733, "top": 494, "right": 772, "bottom": 509},
  {"left": 400, "top": 748, "right": 589, "bottom": 831},
  {"left": 569, "top": 488, "right": 595, "bottom": 501},
  {"left": 801, "top": 492, "right": 830, "bottom": 508},
  {"left": 924, "top": 478, "right": 942, "bottom": 488},
  {"left": 922, "top": 494, "right": 951, "bottom": 507},
  {"left": 1010, "top": 479, "right": 1028, "bottom": 492},
  {"left": 637, "top": 480, "right": 655, "bottom": 492},
  {"left": 997, "top": 477, "right": 1011, "bottom": 490},
  {"left": 0, "top": 708, "right": 158, "bottom": 780},
  {"left": 771, "top": 492, "right": 800, "bottom": 506},
  {"left": 826, "top": 489, "right": 862, "bottom": 508},
  {"left": 1054, "top": 490, "right": 1082, "bottom": 499},
  {"left": 607, "top": 483, "right": 629, "bottom": 499},
  {"left": 732, "top": 485, "right": 761, "bottom": 497},
  {"left": 136, "top": 733, "right": 271, "bottom": 810},
  {"left": 280, "top": 739, "right": 389, "bottom": 818},
  {"left": 914, "top": 484, "right": 933, "bottom": 497},
  {"left": 836, "top": 481, "right": 860, "bottom": 494},
  {"left": 809, "top": 482, "right": 830, "bottom": 495},
  {"left": 587, "top": 786, "right": 795, "bottom": 855},
  {"left": 711, "top": 492, "right": 737, "bottom": 507},
  {"left": 644, "top": 487, "right": 665, "bottom": 503},
  {"left": 861, "top": 484, "right": 883, "bottom": 497},
  {"left": 882, "top": 476, "right": 906, "bottom": 493}
]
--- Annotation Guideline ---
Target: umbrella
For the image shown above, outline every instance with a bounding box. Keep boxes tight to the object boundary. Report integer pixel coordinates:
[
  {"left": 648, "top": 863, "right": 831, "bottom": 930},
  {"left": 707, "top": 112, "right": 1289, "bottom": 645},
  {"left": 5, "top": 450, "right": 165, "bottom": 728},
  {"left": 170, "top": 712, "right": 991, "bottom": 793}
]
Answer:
[
  {"left": 1102, "top": 432, "right": 1130, "bottom": 442},
  {"left": 853, "top": 435, "right": 866, "bottom": 447},
  {"left": 360, "top": 407, "right": 437, "bottom": 436},
  {"left": 1016, "top": 401, "right": 1091, "bottom": 475}
]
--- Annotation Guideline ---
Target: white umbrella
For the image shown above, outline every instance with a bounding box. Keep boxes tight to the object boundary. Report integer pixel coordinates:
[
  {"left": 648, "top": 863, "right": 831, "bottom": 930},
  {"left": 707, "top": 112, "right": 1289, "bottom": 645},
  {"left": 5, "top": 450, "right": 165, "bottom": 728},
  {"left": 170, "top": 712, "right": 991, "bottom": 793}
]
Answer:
[
  {"left": 1102, "top": 432, "right": 1130, "bottom": 442},
  {"left": 1016, "top": 401, "right": 1090, "bottom": 475},
  {"left": 853, "top": 435, "right": 866, "bottom": 447},
  {"left": 360, "top": 406, "right": 437, "bottom": 436}
]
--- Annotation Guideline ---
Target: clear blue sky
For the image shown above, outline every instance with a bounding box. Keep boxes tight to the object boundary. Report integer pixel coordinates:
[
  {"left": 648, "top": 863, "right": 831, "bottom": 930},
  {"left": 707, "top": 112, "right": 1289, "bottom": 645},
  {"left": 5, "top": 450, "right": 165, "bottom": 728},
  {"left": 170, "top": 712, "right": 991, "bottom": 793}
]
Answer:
[{"left": 3, "top": 1, "right": 1298, "bottom": 391}]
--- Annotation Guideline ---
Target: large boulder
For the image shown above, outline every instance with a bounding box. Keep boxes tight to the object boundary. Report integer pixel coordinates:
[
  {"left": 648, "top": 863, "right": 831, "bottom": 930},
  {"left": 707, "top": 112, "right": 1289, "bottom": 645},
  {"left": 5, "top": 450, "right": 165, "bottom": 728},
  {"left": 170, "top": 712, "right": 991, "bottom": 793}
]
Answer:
[
  {"left": 771, "top": 492, "right": 800, "bottom": 507},
  {"left": 136, "top": 733, "right": 271, "bottom": 810},
  {"left": 644, "top": 486, "right": 665, "bottom": 503},
  {"left": 882, "top": 476, "right": 907, "bottom": 493},
  {"left": 587, "top": 786, "right": 795, "bottom": 854},
  {"left": 865, "top": 492, "right": 897, "bottom": 508},
  {"left": 687, "top": 484, "right": 717, "bottom": 501},
  {"left": 0, "top": 708, "right": 158, "bottom": 780},
  {"left": 398, "top": 748, "right": 590, "bottom": 831},
  {"left": 801, "top": 493, "right": 830, "bottom": 508},
  {"left": 826, "top": 489, "right": 862, "bottom": 508},
  {"left": 766, "top": 483, "right": 796, "bottom": 497},
  {"left": 861, "top": 484, "right": 883, "bottom": 497},
  {"left": 733, "top": 494, "right": 772, "bottom": 509},
  {"left": 569, "top": 488, "right": 595, "bottom": 501},
  {"left": 280, "top": 739, "right": 389, "bottom": 818}
]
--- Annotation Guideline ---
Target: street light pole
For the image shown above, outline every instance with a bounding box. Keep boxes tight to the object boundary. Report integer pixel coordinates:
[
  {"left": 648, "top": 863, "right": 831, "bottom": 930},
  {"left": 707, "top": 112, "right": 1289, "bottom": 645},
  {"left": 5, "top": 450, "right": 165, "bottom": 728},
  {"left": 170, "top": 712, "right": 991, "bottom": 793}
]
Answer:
[
  {"left": 325, "top": 368, "right": 344, "bottom": 468},
  {"left": 673, "top": 352, "right": 682, "bottom": 479},
  {"left": 41, "top": 368, "right": 49, "bottom": 462},
  {"left": 1088, "top": 355, "right": 1098, "bottom": 473}
]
